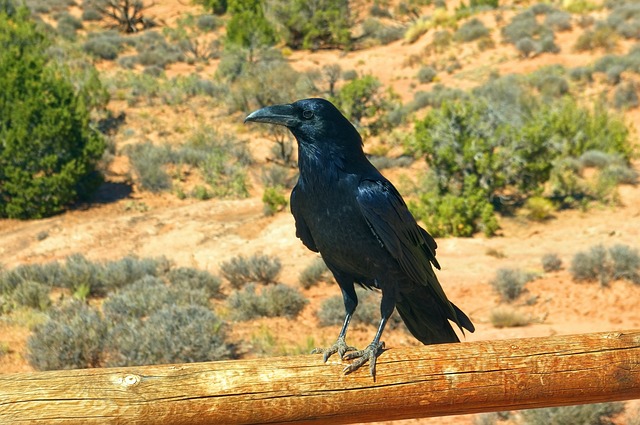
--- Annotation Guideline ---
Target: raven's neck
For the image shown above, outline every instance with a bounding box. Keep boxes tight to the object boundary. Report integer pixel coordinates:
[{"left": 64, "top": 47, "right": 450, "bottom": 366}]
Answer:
[{"left": 296, "top": 138, "right": 372, "bottom": 188}]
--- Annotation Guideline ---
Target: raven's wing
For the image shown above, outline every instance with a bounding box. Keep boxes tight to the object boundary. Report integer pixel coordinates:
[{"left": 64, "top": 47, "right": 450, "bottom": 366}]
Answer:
[
  {"left": 356, "top": 179, "right": 455, "bottom": 313},
  {"left": 290, "top": 184, "right": 318, "bottom": 252}
]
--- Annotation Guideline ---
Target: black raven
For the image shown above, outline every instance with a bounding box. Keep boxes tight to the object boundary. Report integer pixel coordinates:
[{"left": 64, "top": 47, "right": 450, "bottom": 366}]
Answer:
[{"left": 245, "top": 98, "right": 474, "bottom": 377}]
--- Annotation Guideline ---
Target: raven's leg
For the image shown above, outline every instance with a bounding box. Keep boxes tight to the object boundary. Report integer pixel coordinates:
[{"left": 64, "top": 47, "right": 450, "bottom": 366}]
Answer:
[
  {"left": 343, "top": 288, "right": 395, "bottom": 378},
  {"left": 312, "top": 282, "right": 358, "bottom": 362}
]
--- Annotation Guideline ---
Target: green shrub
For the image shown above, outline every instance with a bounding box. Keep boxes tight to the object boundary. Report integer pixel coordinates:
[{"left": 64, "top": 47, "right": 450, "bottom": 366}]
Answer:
[
  {"left": 124, "top": 142, "right": 172, "bottom": 192},
  {"left": 166, "top": 267, "right": 223, "bottom": 298},
  {"left": 173, "top": 128, "right": 252, "bottom": 198},
  {"left": 190, "top": 185, "right": 210, "bottom": 201},
  {"left": 521, "top": 402, "right": 623, "bottom": 425},
  {"left": 489, "top": 307, "right": 530, "bottom": 328},
  {"left": 417, "top": 66, "right": 437, "bottom": 83},
  {"left": 27, "top": 301, "right": 107, "bottom": 370},
  {"left": 577, "top": 14, "right": 595, "bottom": 28},
  {"left": 126, "top": 127, "right": 252, "bottom": 199},
  {"left": 592, "top": 51, "right": 638, "bottom": 76},
  {"left": 0, "top": 262, "right": 62, "bottom": 294},
  {"left": 544, "top": 10, "right": 572, "bottom": 32},
  {"left": 579, "top": 150, "right": 617, "bottom": 169},
  {"left": 516, "top": 37, "right": 537, "bottom": 57},
  {"left": 609, "top": 244, "right": 640, "bottom": 283},
  {"left": 535, "top": 75, "right": 569, "bottom": 98},
  {"left": 128, "top": 30, "right": 184, "bottom": 69},
  {"left": 2, "top": 255, "right": 170, "bottom": 299},
  {"left": 408, "top": 78, "right": 633, "bottom": 237},
  {"left": 606, "top": 3, "right": 640, "bottom": 39},
  {"left": 491, "top": 268, "right": 534, "bottom": 302},
  {"left": 82, "top": 0, "right": 102, "bottom": 21},
  {"left": 58, "top": 254, "right": 169, "bottom": 297},
  {"left": 571, "top": 244, "right": 620, "bottom": 286},
  {"left": 260, "top": 284, "right": 309, "bottom": 319},
  {"left": 601, "top": 163, "right": 638, "bottom": 185},
  {"left": 105, "top": 304, "right": 233, "bottom": 367},
  {"left": 12, "top": 280, "right": 51, "bottom": 310},
  {"left": 83, "top": 31, "right": 125, "bottom": 60},
  {"left": 316, "top": 292, "right": 347, "bottom": 327},
  {"left": 566, "top": 0, "right": 599, "bottom": 15},
  {"left": 410, "top": 177, "right": 499, "bottom": 238},
  {"left": 0, "top": 8, "right": 106, "bottom": 219},
  {"left": 225, "top": 0, "right": 276, "bottom": 48},
  {"left": 196, "top": 13, "right": 221, "bottom": 31},
  {"left": 468, "top": 0, "right": 498, "bottom": 8},
  {"left": 574, "top": 25, "right": 618, "bottom": 52},
  {"left": 454, "top": 18, "right": 489, "bottom": 42},
  {"left": 61, "top": 253, "right": 103, "bottom": 297},
  {"left": 542, "top": 253, "right": 563, "bottom": 272},
  {"left": 613, "top": 81, "right": 638, "bottom": 110},
  {"left": 299, "top": 258, "right": 331, "bottom": 289},
  {"left": 267, "top": 0, "right": 351, "bottom": 50},
  {"left": 193, "top": 0, "right": 227, "bottom": 15},
  {"left": 24, "top": 0, "right": 75, "bottom": 14},
  {"left": 1, "top": 0, "right": 16, "bottom": 15},
  {"left": 430, "top": 29, "right": 452, "bottom": 52},
  {"left": 569, "top": 66, "right": 593, "bottom": 82},
  {"left": 331, "top": 74, "right": 398, "bottom": 136},
  {"left": 103, "top": 276, "right": 172, "bottom": 319},
  {"left": 221, "top": 48, "right": 310, "bottom": 112},
  {"left": 102, "top": 276, "right": 210, "bottom": 321},
  {"left": 227, "top": 283, "right": 308, "bottom": 320},
  {"left": 502, "top": 8, "right": 560, "bottom": 56},
  {"left": 220, "top": 254, "right": 282, "bottom": 288},
  {"left": 56, "top": 12, "right": 83, "bottom": 40},
  {"left": 502, "top": 10, "right": 547, "bottom": 44},
  {"left": 524, "top": 196, "right": 555, "bottom": 221},
  {"left": 605, "top": 65, "right": 623, "bottom": 85},
  {"left": 99, "top": 255, "right": 168, "bottom": 293},
  {"left": 548, "top": 158, "right": 586, "bottom": 202},
  {"left": 404, "top": 18, "right": 431, "bottom": 44},
  {"left": 262, "top": 186, "right": 288, "bottom": 216},
  {"left": 361, "top": 18, "right": 404, "bottom": 45},
  {"left": 368, "top": 154, "right": 413, "bottom": 171},
  {"left": 407, "top": 85, "right": 468, "bottom": 111}
]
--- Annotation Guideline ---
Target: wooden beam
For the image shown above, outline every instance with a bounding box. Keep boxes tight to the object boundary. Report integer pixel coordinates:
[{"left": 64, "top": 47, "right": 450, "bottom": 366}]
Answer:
[{"left": 1, "top": 330, "right": 639, "bottom": 424}]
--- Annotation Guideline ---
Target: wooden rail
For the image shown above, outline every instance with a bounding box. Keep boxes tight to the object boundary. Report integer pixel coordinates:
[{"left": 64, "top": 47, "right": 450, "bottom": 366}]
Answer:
[{"left": 1, "top": 330, "right": 639, "bottom": 424}]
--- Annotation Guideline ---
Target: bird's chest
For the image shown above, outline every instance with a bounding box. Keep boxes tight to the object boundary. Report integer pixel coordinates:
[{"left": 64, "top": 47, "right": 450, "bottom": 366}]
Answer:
[
  {"left": 299, "top": 181, "right": 363, "bottom": 239},
  {"left": 295, "top": 179, "right": 388, "bottom": 276}
]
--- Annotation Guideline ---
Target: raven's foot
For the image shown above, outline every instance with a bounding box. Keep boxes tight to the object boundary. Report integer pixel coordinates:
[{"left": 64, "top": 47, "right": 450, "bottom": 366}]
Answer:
[
  {"left": 311, "top": 336, "right": 358, "bottom": 363},
  {"left": 342, "top": 341, "right": 385, "bottom": 378}
]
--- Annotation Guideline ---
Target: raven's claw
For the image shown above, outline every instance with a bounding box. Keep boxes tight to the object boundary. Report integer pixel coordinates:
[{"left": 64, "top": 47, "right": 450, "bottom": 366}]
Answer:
[
  {"left": 342, "top": 341, "right": 385, "bottom": 378},
  {"left": 311, "top": 336, "right": 358, "bottom": 362}
]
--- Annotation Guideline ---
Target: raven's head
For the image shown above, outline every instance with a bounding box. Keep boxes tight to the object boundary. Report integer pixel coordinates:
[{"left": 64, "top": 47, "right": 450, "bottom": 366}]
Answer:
[{"left": 244, "top": 98, "right": 362, "bottom": 150}]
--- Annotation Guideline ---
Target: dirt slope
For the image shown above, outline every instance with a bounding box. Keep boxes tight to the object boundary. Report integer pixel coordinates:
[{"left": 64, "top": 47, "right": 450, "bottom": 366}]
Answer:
[{"left": 1, "top": 1, "right": 640, "bottom": 423}]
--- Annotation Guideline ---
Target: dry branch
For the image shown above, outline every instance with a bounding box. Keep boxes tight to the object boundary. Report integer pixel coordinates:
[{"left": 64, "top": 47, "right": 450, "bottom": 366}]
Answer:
[
  {"left": 1, "top": 330, "right": 639, "bottom": 424},
  {"left": 96, "top": 0, "right": 156, "bottom": 33}
]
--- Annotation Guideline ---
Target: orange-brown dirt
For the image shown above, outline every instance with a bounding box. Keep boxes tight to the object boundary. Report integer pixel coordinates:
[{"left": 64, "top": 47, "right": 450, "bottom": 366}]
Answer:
[{"left": 1, "top": 1, "right": 640, "bottom": 424}]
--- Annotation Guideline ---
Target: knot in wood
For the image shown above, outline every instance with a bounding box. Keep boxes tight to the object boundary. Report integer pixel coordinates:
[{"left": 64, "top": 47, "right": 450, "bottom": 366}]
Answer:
[{"left": 113, "top": 374, "right": 141, "bottom": 388}]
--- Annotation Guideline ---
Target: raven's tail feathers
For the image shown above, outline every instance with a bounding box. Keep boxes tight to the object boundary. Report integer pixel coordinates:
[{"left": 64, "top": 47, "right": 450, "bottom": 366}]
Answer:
[{"left": 395, "top": 290, "right": 474, "bottom": 345}]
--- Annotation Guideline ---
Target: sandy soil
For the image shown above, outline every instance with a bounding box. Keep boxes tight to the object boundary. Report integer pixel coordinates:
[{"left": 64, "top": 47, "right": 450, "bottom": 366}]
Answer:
[{"left": 1, "top": 1, "right": 640, "bottom": 424}]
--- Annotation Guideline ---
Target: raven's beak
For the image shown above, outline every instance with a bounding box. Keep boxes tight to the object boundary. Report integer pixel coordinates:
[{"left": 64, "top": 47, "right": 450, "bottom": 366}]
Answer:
[{"left": 244, "top": 104, "right": 298, "bottom": 127}]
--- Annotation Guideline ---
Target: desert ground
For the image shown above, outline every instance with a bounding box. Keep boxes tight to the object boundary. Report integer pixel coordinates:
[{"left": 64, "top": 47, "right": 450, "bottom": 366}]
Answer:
[{"left": 1, "top": 0, "right": 640, "bottom": 424}]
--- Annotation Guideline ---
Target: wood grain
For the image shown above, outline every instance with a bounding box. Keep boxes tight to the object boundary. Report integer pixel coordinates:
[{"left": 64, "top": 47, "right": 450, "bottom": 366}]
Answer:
[{"left": 1, "top": 330, "right": 639, "bottom": 424}]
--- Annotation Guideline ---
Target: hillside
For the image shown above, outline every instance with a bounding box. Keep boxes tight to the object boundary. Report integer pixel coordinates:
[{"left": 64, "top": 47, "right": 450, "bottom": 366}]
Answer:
[{"left": 1, "top": 0, "right": 640, "bottom": 424}]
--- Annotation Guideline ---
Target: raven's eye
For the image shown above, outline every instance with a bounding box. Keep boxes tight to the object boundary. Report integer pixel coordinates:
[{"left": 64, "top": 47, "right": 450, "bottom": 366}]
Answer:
[{"left": 302, "top": 110, "right": 314, "bottom": 120}]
